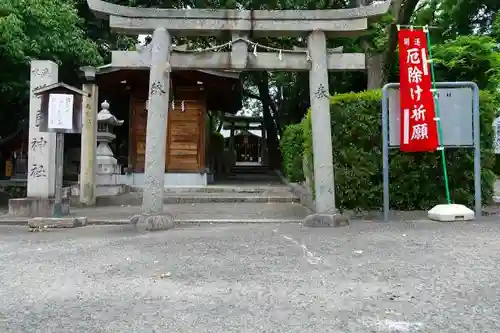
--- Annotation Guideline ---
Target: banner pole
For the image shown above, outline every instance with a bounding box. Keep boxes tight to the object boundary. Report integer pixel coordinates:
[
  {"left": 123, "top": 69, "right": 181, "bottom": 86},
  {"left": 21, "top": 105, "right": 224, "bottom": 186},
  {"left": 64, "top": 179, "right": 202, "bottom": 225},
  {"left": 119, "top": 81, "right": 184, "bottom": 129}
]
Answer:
[{"left": 424, "top": 26, "right": 452, "bottom": 204}]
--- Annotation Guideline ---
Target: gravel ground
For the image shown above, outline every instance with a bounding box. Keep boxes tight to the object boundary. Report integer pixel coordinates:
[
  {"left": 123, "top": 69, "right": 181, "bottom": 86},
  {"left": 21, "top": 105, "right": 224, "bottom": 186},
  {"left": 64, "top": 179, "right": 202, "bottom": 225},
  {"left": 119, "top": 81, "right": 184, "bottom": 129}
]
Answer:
[{"left": 1, "top": 221, "right": 500, "bottom": 332}]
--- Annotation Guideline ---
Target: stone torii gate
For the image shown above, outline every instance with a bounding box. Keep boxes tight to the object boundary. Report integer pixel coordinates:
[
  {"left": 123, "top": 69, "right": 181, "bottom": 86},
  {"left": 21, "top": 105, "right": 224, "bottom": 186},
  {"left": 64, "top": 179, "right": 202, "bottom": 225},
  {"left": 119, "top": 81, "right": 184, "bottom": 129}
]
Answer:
[{"left": 87, "top": 0, "right": 390, "bottom": 228}]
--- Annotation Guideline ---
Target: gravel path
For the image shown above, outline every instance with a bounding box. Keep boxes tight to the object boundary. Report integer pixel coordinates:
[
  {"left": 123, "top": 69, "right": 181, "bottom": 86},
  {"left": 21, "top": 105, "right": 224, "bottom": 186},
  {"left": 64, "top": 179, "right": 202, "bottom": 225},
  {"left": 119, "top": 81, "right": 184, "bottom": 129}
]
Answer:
[{"left": 1, "top": 221, "right": 500, "bottom": 332}]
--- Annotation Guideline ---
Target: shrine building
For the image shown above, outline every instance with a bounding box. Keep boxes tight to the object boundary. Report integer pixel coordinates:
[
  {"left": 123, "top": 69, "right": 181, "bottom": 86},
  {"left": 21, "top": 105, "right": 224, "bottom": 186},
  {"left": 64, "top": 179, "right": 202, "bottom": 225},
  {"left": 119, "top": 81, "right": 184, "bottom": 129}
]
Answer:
[{"left": 94, "top": 65, "right": 243, "bottom": 187}]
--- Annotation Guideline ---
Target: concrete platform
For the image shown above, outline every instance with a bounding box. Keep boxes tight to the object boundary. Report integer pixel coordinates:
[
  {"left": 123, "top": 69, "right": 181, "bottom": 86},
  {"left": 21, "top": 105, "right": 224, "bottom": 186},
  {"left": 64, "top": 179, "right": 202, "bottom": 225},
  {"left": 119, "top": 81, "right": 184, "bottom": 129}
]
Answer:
[
  {"left": 8, "top": 197, "right": 70, "bottom": 217},
  {"left": 0, "top": 203, "right": 310, "bottom": 226}
]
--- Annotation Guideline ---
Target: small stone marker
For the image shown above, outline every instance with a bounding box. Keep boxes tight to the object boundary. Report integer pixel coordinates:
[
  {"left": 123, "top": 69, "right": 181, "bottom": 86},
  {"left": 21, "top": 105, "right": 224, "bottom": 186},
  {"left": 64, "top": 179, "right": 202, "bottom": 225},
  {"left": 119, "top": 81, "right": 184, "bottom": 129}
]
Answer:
[{"left": 428, "top": 204, "right": 474, "bottom": 222}]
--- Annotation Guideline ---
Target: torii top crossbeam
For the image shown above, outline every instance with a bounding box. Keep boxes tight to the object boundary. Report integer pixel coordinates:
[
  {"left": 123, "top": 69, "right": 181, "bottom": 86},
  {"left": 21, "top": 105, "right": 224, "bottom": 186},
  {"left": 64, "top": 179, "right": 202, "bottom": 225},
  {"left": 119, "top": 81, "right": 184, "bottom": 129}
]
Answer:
[{"left": 86, "top": 0, "right": 391, "bottom": 36}]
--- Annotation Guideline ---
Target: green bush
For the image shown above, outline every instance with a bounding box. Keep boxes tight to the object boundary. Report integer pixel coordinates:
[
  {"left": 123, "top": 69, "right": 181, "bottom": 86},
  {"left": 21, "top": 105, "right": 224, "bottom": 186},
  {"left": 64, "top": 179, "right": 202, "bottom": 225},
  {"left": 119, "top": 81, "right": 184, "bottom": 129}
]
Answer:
[
  {"left": 209, "top": 131, "right": 225, "bottom": 175},
  {"left": 210, "top": 131, "right": 225, "bottom": 151},
  {"left": 280, "top": 124, "right": 305, "bottom": 182},
  {"left": 494, "top": 156, "right": 500, "bottom": 176},
  {"left": 302, "top": 111, "right": 315, "bottom": 196},
  {"left": 0, "top": 185, "right": 26, "bottom": 205},
  {"left": 299, "top": 89, "right": 496, "bottom": 211}
]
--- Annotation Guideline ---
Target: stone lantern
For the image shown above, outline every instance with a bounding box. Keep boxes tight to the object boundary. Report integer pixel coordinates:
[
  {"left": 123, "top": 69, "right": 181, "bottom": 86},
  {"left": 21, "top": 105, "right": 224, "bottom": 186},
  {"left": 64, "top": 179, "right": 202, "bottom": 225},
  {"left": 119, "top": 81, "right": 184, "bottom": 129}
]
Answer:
[{"left": 96, "top": 100, "right": 124, "bottom": 196}]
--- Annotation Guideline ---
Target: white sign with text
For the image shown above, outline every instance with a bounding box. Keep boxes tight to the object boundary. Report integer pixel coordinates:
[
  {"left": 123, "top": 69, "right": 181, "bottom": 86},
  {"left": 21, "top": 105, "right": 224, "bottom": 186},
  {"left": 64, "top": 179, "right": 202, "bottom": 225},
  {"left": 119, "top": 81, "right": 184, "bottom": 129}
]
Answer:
[{"left": 48, "top": 93, "right": 73, "bottom": 130}]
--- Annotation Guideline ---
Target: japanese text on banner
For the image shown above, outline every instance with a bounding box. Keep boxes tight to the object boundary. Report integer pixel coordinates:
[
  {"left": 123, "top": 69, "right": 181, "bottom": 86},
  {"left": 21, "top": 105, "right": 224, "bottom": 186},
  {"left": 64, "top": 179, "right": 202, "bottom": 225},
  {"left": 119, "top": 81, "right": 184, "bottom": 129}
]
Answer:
[{"left": 398, "top": 29, "right": 438, "bottom": 152}]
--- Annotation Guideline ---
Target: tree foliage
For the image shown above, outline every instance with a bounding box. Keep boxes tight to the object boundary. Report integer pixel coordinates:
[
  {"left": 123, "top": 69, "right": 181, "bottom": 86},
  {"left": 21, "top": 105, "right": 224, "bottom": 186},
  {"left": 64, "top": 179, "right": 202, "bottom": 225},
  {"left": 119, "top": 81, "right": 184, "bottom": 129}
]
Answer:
[
  {"left": 432, "top": 35, "right": 500, "bottom": 91},
  {"left": 0, "top": 0, "right": 102, "bottom": 134},
  {"left": 413, "top": 0, "right": 500, "bottom": 42}
]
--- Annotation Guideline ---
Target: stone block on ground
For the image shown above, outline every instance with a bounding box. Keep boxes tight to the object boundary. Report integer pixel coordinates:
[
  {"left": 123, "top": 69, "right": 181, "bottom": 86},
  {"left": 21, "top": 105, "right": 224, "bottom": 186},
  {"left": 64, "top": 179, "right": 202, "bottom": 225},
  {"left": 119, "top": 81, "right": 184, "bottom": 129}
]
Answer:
[
  {"left": 428, "top": 204, "right": 475, "bottom": 222},
  {"left": 96, "top": 184, "right": 128, "bottom": 197},
  {"left": 130, "top": 213, "right": 175, "bottom": 232},
  {"left": 303, "top": 213, "right": 349, "bottom": 227},
  {"left": 28, "top": 217, "right": 87, "bottom": 229},
  {"left": 9, "top": 198, "right": 70, "bottom": 217}
]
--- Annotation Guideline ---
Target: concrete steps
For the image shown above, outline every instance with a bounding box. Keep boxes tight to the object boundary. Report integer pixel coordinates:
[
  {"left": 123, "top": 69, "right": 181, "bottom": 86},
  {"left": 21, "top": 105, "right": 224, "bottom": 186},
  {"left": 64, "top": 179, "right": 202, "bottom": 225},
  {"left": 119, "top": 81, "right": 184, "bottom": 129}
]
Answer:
[
  {"left": 230, "top": 164, "right": 272, "bottom": 173},
  {"left": 0, "top": 168, "right": 310, "bottom": 225},
  {"left": 222, "top": 165, "right": 283, "bottom": 184},
  {"left": 155, "top": 185, "right": 287, "bottom": 194},
  {"left": 94, "top": 186, "right": 299, "bottom": 206}
]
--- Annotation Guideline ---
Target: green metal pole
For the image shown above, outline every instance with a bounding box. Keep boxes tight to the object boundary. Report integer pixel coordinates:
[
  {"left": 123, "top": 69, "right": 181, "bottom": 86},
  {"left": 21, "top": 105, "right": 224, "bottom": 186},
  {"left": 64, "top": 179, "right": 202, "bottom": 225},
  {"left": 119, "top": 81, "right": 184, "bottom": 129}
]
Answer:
[{"left": 425, "top": 26, "right": 452, "bottom": 204}]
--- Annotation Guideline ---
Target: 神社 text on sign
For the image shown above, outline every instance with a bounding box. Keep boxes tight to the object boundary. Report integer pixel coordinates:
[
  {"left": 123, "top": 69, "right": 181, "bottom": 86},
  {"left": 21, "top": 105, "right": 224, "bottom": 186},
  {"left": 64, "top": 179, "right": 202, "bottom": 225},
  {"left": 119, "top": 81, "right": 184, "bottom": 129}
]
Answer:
[{"left": 398, "top": 29, "right": 439, "bottom": 152}]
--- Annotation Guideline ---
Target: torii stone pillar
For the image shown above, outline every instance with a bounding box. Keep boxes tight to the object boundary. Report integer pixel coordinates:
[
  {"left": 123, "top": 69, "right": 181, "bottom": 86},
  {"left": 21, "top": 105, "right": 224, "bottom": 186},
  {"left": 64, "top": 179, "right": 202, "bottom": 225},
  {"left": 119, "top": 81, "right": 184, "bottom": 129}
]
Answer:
[
  {"left": 307, "top": 31, "right": 335, "bottom": 214},
  {"left": 302, "top": 30, "right": 348, "bottom": 226},
  {"left": 130, "top": 27, "right": 175, "bottom": 231}
]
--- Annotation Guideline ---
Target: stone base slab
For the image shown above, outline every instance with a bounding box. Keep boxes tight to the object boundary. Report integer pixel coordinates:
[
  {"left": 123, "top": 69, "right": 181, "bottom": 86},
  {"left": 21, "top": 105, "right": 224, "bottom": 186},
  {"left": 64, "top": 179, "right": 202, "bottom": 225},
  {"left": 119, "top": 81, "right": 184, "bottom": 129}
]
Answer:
[
  {"left": 28, "top": 217, "right": 87, "bottom": 229},
  {"left": 428, "top": 204, "right": 475, "bottom": 222},
  {"left": 130, "top": 213, "right": 175, "bottom": 232},
  {"left": 96, "top": 184, "right": 128, "bottom": 197},
  {"left": 9, "top": 198, "right": 70, "bottom": 217},
  {"left": 303, "top": 213, "right": 349, "bottom": 227}
]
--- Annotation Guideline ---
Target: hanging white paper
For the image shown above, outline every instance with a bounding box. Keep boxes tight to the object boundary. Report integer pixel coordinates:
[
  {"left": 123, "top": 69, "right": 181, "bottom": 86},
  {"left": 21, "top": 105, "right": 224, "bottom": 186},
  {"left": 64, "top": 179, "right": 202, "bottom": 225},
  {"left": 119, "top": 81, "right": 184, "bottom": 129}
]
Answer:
[{"left": 48, "top": 93, "right": 74, "bottom": 130}]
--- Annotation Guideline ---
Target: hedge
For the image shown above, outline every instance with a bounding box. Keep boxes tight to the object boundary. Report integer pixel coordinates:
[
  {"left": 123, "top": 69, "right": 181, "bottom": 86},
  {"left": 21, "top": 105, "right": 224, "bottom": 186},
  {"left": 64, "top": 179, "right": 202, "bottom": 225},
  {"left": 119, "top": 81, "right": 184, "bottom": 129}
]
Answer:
[
  {"left": 0, "top": 185, "right": 26, "bottom": 205},
  {"left": 280, "top": 89, "right": 496, "bottom": 211},
  {"left": 280, "top": 124, "right": 305, "bottom": 182}
]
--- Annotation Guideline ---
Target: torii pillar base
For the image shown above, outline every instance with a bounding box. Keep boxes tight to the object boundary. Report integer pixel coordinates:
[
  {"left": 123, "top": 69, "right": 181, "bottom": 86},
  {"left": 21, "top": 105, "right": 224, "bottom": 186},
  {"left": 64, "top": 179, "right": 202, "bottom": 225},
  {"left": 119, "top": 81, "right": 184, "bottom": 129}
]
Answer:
[
  {"left": 130, "top": 213, "right": 175, "bottom": 232},
  {"left": 303, "top": 213, "right": 349, "bottom": 227}
]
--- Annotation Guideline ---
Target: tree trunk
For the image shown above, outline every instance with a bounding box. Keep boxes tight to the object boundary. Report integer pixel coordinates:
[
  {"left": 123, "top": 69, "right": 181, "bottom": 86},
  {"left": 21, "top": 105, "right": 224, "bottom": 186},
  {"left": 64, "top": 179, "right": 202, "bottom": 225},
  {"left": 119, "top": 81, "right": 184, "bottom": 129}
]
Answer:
[
  {"left": 257, "top": 72, "right": 280, "bottom": 169},
  {"left": 353, "top": 0, "right": 420, "bottom": 88},
  {"left": 366, "top": 54, "right": 385, "bottom": 89}
]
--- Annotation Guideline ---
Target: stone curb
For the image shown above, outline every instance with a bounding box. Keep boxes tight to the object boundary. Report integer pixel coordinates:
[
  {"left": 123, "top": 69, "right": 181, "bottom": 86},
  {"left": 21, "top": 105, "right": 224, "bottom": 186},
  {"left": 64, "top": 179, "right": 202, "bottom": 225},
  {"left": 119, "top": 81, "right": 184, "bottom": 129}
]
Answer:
[
  {"left": 2, "top": 217, "right": 484, "bottom": 227},
  {"left": 0, "top": 218, "right": 305, "bottom": 226},
  {"left": 27, "top": 217, "right": 87, "bottom": 229},
  {"left": 161, "top": 196, "right": 300, "bottom": 204},
  {"left": 172, "top": 219, "right": 303, "bottom": 224},
  {"left": 84, "top": 218, "right": 305, "bottom": 225}
]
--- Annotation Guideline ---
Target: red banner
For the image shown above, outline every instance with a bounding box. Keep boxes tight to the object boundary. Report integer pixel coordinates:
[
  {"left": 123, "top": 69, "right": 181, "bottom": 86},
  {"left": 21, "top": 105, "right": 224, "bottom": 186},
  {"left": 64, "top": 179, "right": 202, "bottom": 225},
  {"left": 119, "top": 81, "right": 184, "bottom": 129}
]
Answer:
[{"left": 398, "top": 29, "right": 439, "bottom": 152}]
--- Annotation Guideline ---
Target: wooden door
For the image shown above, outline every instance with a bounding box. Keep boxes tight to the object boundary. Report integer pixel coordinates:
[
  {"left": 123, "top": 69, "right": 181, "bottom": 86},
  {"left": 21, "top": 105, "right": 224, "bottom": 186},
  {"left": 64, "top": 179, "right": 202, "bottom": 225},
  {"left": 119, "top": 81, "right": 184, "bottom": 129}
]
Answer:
[
  {"left": 166, "top": 100, "right": 204, "bottom": 172},
  {"left": 130, "top": 99, "right": 147, "bottom": 172},
  {"left": 130, "top": 88, "right": 205, "bottom": 173}
]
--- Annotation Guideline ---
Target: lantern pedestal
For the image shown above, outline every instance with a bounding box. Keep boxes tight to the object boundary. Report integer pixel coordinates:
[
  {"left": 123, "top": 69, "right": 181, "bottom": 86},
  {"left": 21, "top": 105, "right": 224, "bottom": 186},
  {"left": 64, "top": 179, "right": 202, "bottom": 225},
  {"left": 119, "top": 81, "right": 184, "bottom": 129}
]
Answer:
[
  {"left": 302, "top": 213, "right": 349, "bottom": 227},
  {"left": 95, "top": 101, "right": 125, "bottom": 197},
  {"left": 428, "top": 204, "right": 475, "bottom": 222}
]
